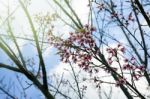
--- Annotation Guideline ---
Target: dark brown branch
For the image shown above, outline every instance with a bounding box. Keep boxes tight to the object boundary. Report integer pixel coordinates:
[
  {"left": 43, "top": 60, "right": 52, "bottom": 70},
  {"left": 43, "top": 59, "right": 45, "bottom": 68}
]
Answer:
[{"left": 0, "top": 63, "right": 22, "bottom": 73}]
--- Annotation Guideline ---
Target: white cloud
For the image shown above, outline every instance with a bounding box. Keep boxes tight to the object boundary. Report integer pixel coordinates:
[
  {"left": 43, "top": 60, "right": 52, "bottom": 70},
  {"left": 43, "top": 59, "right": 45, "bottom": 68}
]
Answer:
[
  {"left": 72, "top": 0, "right": 89, "bottom": 24},
  {"left": 49, "top": 61, "right": 126, "bottom": 99},
  {"left": 43, "top": 46, "right": 53, "bottom": 58}
]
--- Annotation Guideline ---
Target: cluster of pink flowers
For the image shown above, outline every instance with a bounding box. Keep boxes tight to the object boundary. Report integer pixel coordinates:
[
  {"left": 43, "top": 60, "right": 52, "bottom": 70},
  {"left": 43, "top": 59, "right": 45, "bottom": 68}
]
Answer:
[
  {"left": 49, "top": 25, "right": 96, "bottom": 71},
  {"left": 96, "top": 3, "right": 105, "bottom": 11},
  {"left": 123, "top": 56, "right": 145, "bottom": 80},
  {"left": 111, "top": 12, "right": 118, "bottom": 19},
  {"left": 116, "top": 77, "right": 127, "bottom": 87},
  {"left": 123, "top": 64, "right": 144, "bottom": 80},
  {"left": 123, "top": 57, "right": 145, "bottom": 71},
  {"left": 68, "top": 25, "right": 96, "bottom": 48},
  {"left": 49, "top": 23, "right": 145, "bottom": 87},
  {"left": 96, "top": 2, "right": 129, "bottom": 28},
  {"left": 128, "top": 12, "right": 134, "bottom": 21},
  {"left": 106, "top": 44, "right": 125, "bottom": 65},
  {"left": 106, "top": 44, "right": 146, "bottom": 86}
]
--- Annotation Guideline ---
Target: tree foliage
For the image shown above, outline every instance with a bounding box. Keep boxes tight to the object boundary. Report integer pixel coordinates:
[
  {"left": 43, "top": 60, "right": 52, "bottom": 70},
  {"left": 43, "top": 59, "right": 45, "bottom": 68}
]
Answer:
[{"left": 0, "top": 0, "right": 150, "bottom": 99}]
